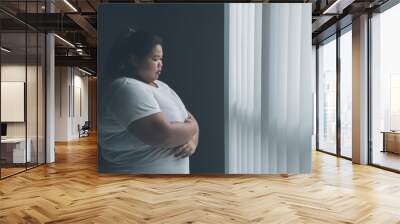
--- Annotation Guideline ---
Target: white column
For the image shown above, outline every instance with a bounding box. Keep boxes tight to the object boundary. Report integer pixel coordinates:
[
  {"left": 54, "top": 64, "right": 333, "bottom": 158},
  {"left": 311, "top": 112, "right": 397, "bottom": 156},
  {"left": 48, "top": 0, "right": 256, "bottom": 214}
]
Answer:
[
  {"left": 46, "top": 33, "right": 55, "bottom": 163},
  {"left": 46, "top": 1, "right": 55, "bottom": 163},
  {"left": 352, "top": 14, "right": 369, "bottom": 164}
]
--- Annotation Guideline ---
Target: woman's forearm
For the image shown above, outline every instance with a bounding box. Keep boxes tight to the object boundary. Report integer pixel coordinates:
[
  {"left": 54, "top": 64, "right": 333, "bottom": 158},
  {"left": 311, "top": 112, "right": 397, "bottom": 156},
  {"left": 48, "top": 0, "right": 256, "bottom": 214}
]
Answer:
[
  {"left": 162, "top": 120, "right": 198, "bottom": 148},
  {"left": 128, "top": 112, "right": 196, "bottom": 147},
  {"left": 188, "top": 112, "right": 199, "bottom": 146},
  {"left": 190, "top": 129, "right": 199, "bottom": 149}
]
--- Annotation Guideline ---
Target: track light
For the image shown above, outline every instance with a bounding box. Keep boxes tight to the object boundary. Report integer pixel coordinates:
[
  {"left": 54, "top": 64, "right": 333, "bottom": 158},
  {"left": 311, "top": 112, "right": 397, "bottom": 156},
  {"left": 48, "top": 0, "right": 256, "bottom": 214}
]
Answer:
[
  {"left": 1, "top": 47, "right": 11, "bottom": 53},
  {"left": 54, "top": 34, "right": 75, "bottom": 48},
  {"left": 322, "top": 0, "right": 354, "bottom": 15},
  {"left": 78, "top": 67, "right": 93, "bottom": 76},
  {"left": 63, "top": 0, "right": 78, "bottom": 12}
]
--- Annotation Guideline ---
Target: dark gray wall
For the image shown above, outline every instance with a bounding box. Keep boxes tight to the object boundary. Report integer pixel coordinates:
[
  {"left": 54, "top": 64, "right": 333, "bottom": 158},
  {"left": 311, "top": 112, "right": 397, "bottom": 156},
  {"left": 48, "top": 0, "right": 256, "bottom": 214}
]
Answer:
[{"left": 98, "top": 4, "right": 225, "bottom": 173}]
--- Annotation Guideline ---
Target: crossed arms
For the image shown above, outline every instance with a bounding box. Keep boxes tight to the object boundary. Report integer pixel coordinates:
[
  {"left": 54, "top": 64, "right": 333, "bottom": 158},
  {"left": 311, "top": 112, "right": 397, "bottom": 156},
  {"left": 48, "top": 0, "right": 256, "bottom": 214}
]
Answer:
[{"left": 127, "top": 111, "right": 199, "bottom": 157}]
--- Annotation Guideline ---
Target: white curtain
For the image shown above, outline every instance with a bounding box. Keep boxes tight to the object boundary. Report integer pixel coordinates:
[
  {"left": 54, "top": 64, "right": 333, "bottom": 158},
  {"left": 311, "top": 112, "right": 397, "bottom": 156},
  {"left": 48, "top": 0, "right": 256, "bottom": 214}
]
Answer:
[{"left": 226, "top": 3, "right": 312, "bottom": 174}]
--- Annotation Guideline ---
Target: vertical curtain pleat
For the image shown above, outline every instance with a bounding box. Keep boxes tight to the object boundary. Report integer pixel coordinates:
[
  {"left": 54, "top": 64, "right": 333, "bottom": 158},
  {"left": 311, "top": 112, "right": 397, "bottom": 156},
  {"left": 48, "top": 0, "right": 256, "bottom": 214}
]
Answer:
[
  {"left": 286, "top": 6, "right": 301, "bottom": 173},
  {"left": 237, "top": 5, "right": 242, "bottom": 172},
  {"left": 299, "top": 5, "right": 313, "bottom": 172},
  {"left": 227, "top": 3, "right": 311, "bottom": 174},
  {"left": 240, "top": 5, "right": 245, "bottom": 172},
  {"left": 254, "top": 5, "right": 262, "bottom": 174},
  {"left": 228, "top": 5, "right": 237, "bottom": 173}
]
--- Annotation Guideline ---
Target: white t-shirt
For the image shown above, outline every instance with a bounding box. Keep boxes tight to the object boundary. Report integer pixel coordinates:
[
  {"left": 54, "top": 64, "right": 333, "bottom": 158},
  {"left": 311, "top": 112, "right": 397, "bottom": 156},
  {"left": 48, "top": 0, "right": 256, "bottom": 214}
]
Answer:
[{"left": 99, "top": 77, "right": 189, "bottom": 174}]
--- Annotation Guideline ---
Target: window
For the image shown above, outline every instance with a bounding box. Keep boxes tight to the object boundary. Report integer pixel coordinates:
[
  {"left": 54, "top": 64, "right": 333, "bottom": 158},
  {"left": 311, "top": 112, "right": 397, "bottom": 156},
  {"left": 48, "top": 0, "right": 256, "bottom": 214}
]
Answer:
[
  {"left": 318, "top": 36, "right": 337, "bottom": 155},
  {"left": 340, "top": 28, "right": 352, "bottom": 158},
  {"left": 371, "top": 2, "right": 400, "bottom": 171}
]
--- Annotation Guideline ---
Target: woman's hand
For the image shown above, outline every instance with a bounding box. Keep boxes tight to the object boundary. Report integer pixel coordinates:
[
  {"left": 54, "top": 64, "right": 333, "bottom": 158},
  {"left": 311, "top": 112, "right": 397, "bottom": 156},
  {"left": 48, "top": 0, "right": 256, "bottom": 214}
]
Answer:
[
  {"left": 173, "top": 138, "right": 197, "bottom": 158},
  {"left": 173, "top": 111, "right": 199, "bottom": 158}
]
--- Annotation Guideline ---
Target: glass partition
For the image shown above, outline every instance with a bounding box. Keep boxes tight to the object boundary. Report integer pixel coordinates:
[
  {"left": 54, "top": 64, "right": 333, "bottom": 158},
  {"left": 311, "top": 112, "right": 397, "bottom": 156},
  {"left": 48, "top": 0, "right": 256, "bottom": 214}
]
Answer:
[
  {"left": 1, "top": 31, "right": 28, "bottom": 177},
  {"left": 317, "top": 36, "right": 337, "bottom": 155},
  {"left": 0, "top": 1, "right": 46, "bottom": 179},
  {"left": 27, "top": 31, "right": 38, "bottom": 169}
]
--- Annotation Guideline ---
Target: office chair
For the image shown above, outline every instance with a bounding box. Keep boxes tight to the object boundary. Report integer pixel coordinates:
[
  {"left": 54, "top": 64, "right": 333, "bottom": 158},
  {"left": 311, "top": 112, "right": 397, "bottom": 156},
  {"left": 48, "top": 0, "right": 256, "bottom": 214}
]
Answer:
[{"left": 79, "top": 121, "right": 90, "bottom": 138}]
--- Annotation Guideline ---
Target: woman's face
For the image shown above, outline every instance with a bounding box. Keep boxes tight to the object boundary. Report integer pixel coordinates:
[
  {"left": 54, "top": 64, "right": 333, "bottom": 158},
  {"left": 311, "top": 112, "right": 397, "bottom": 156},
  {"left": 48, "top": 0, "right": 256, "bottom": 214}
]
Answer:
[{"left": 133, "top": 44, "right": 163, "bottom": 84}]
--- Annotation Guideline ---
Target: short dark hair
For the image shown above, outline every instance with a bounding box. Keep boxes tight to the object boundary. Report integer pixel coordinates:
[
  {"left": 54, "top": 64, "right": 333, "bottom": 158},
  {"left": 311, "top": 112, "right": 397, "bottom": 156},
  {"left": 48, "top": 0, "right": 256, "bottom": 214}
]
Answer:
[{"left": 106, "top": 30, "right": 163, "bottom": 80}]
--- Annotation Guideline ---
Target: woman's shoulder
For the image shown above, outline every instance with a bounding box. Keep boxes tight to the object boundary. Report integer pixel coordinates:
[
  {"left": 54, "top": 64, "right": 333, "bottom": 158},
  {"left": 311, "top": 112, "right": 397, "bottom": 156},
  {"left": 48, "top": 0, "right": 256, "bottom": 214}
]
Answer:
[
  {"left": 111, "top": 77, "right": 149, "bottom": 90},
  {"left": 154, "top": 80, "right": 170, "bottom": 89},
  {"left": 105, "top": 77, "right": 152, "bottom": 100},
  {"left": 111, "top": 76, "right": 143, "bottom": 85}
]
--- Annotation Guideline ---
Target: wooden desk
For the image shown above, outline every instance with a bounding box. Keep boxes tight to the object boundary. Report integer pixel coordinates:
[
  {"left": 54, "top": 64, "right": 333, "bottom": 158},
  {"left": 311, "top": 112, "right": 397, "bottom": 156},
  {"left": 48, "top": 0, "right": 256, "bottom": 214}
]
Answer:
[
  {"left": 382, "top": 131, "right": 400, "bottom": 154},
  {"left": 1, "top": 138, "right": 31, "bottom": 163}
]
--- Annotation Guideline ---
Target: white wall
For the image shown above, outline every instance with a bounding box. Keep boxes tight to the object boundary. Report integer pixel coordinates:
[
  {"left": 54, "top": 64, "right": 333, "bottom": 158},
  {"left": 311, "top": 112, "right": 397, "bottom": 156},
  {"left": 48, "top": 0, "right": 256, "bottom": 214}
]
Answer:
[
  {"left": 1, "top": 65, "right": 40, "bottom": 137},
  {"left": 72, "top": 72, "right": 89, "bottom": 138},
  {"left": 1, "top": 65, "right": 26, "bottom": 82},
  {"left": 1, "top": 65, "right": 27, "bottom": 141},
  {"left": 55, "top": 66, "right": 69, "bottom": 141},
  {"left": 55, "top": 67, "right": 89, "bottom": 141},
  {"left": 1, "top": 64, "right": 46, "bottom": 164}
]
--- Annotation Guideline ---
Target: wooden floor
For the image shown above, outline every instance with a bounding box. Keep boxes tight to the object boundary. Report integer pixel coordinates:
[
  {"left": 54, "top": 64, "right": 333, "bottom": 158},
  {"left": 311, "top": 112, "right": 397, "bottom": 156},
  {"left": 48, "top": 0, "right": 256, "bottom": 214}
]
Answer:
[
  {"left": 1, "top": 135, "right": 400, "bottom": 223},
  {"left": 1, "top": 167, "right": 26, "bottom": 178},
  {"left": 372, "top": 150, "right": 400, "bottom": 171},
  {"left": 1, "top": 163, "right": 45, "bottom": 178}
]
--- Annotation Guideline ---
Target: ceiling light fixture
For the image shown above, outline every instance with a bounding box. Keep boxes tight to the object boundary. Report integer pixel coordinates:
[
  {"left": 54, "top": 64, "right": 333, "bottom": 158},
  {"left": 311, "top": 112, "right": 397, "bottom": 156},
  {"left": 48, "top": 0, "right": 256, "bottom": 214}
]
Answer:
[
  {"left": 322, "top": 0, "right": 354, "bottom": 15},
  {"left": 76, "top": 48, "right": 86, "bottom": 56},
  {"left": 322, "top": 0, "right": 355, "bottom": 15},
  {"left": 323, "top": 0, "right": 342, "bottom": 14},
  {"left": 1, "top": 47, "right": 11, "bottom": 53},
  {"left": 78, "top": 67, "right": 93, "bottom": 76},
  {"left": 54, "top": 34, "right": 75, "bottom": 48},
  {"left": 63, "top": 0, "right": 78, "bottom": 12}
]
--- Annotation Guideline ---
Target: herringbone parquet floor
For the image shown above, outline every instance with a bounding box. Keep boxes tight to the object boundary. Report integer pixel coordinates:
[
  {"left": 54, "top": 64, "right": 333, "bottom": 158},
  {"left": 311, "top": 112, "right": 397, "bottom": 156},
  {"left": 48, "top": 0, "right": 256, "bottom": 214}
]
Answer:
[{"left": 1, "top": 134, "right": 400, "bottom": 223}]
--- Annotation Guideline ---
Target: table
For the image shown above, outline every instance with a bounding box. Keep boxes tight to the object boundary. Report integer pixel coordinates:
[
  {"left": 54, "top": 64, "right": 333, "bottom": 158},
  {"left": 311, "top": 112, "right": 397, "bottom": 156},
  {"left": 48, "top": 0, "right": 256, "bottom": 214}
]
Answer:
[
  {"left": 1, "top": 138, "right": 31, "bottom": 163},
  {"left": 381, "top": 131, "right": 400, "bottom": 154}
]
